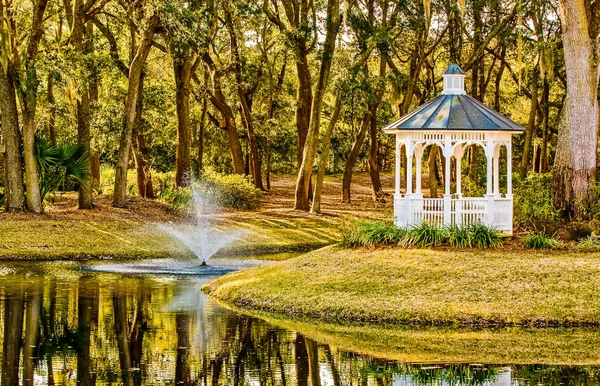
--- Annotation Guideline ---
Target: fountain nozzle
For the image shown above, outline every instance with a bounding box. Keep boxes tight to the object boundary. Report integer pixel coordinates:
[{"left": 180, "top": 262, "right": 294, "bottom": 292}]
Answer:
[{"left": 201, "top": 261, "right": 207, "bottom": 267}]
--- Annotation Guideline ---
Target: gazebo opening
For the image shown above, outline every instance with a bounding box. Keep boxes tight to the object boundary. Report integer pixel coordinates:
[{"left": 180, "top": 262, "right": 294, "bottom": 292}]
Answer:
[{"left": 384, "top": 64, "right": 524, "bottom": 234}]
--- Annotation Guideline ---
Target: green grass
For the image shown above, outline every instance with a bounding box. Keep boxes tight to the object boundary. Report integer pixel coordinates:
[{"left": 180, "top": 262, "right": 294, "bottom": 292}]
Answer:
[
  {"left": 0, "top": 214, "right": 344, "bottom": 260},
  {"left": 204, "top": 245, "right": 600, "bottom": 326}
]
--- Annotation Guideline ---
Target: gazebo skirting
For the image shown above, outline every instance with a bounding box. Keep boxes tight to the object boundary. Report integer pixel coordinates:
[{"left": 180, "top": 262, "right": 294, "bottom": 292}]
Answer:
[{"left": 393, "top": 195, "right": 513, "bottom": 233}]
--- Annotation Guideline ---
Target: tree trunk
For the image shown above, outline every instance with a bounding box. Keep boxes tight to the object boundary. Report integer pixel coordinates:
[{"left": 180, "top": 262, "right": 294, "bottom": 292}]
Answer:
[
  {"left": 0, "top": 68, "right": 25, "bottom": 211},
  {"left": 368, "top": 52, "right": 387, "bottom": 202},
  {"left": 197, "top": 94, "right": 207, "bottom": 174},
  {"left": 311, "top": 93, "right": 343, "bottom": 213},
  {"left": 113, "top": 15, "right": 159, "bottom": 207},
  {"left": 202, "top": 53, "right": 245, "bottom": 174},
  {"left": 295, "top": 0, "right": 341, "bottom": 209},
  {"left": 72, "top": 0, "right": 94, "bottom": 209},
  {"left": 173, "top": 45, "right": 193, "bottom": 187},
  {"left": 132, "top": 73, "right": 155, "bottom": 199},
  {"left": 552, "top": 0, "right": 598, "bottom": 218},
  {"left": 47, "top": 74, "right": 57, "bottom": 145},
  {"left": 222, "top": 6, "right": 265, "bottom": 190},
  {"left": 23, "top": 111, "right": 43, "bottom": 212},
  {"left": 341, "top": 114, "right": 370, "bottom": 202},
  {"left": 428, "top": 145, "right": 439, "bottom": 198},
  {"left": 519, "top": 68, "right": 539, "bottom": 178},
  {"left": 540, "top": 78, "right": 550, "bottom": 172}
]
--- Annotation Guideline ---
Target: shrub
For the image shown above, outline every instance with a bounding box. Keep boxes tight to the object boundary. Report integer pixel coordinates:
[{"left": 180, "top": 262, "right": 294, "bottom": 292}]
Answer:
[
  {"left": 341, "top": 221, "right": 405, "bottom": 247},
  {"left": 35, "top": 137, "right": 90, "bottom": 202},
  {"left": 161, "top": 186, "right": 193, "bottom": 210},
  {"left": 513, "top": 174, "right": 561, "bottom": 232},
  {"left": 446, "top": 224, "right": 473, "bottom": 248},
  {"left": 523, "top": 233, "right": 565, "bottom": 250},
  {"left": 403, "top": 223, "right": 446, "bottom": 247},
  {"left": 446, "top": 223, "right": 502, "bottom": 248},
  {"left": 469, "top": 223, "right": 503, "bottom": 248},
  {"left": 196, "top": 170, "right": 261, "bottom": 210},
  {"left": 576, "top": 235, "right": 600, "bottom": 252}
]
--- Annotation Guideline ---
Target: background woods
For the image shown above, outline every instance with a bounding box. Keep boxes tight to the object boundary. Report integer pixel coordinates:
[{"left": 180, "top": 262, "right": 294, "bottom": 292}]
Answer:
[{"left": 0, "top": 0, "right": 597, "bottom": 219}]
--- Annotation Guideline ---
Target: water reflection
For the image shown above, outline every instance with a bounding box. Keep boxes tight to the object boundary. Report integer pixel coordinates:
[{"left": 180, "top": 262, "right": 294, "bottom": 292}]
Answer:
[{"left": 0, "top": 267, "right": 597, "bottom": 385}]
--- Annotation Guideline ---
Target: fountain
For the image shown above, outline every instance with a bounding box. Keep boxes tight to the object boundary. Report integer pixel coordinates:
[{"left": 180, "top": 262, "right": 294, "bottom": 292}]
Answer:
[
  {"left": 82, "top": 188, "right": 254, "bottom": 276},
  {"left": 158, "top": 189, "right": 244, "bottom": 266}
]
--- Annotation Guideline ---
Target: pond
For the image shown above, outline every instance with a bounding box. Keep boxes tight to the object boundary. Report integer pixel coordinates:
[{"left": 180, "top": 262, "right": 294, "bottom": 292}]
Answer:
[{"left": 0, "top": 260, "right": 599, "bottom": 386}]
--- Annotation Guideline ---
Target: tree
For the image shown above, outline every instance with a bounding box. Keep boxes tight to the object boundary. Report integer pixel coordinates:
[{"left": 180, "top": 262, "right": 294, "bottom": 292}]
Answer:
[
  {"left": 552, "top": 0, "right": 599, "bottom": 218},
  {"left": 112, "top": 6, "right": 159, "bottom": 207},
  {"left": 65, "top": 0, "right": 107, "bottom": 209},
  {"left": 294, "top": 0, "right": 342, "bottom": 209}
]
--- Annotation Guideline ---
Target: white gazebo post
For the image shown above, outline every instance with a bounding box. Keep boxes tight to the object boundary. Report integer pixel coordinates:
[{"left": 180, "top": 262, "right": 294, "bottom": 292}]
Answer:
[
  {"left": 395, "top": 138, "right": 401, "bottom": 197},
  {"left": 454, "top": 145, "right": 465, "bottom": 226},
  {"left": 382, "top": 64, "right": 524, "bottom": 234},
  {"left": 493, "top": 145, "right": 500, "bottom": 197},
  {"left": 404, "top": 141, "right": 414, "bottom": 224},
  {"left": 485, "top": 143, "right": 495, "bottom": 227},
  {"left": 443, "top": 136, "right": 452, "bottom": 226}
]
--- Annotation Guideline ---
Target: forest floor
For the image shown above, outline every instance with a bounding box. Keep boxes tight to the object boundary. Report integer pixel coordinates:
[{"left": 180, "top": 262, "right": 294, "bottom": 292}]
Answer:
[
  {"left": 204, "top": 244, "right": 600, "bottom": 327},
  {"left": 0, "top": 173, "right": 392, "bottom": 260}
]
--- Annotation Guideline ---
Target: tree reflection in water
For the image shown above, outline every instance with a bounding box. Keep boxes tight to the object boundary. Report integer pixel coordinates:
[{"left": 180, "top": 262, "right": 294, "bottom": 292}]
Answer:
[{"left": 0, "top": 272, "right": 598, "bottom": 385}]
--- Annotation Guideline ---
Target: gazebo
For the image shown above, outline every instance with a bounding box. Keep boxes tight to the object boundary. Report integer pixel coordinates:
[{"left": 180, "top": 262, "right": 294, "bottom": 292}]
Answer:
[{"left": 384, "top": 64, "right": 524, "bottom": 234}]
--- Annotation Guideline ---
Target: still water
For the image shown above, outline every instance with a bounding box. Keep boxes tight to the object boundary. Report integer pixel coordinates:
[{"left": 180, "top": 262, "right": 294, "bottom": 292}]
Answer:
[{"left": 0, "top": 260, "right": 599, "bottom": 385}]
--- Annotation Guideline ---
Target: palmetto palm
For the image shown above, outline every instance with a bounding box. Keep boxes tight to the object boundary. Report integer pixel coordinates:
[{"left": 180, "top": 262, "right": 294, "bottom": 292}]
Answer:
[{"left": 35, "top": 137, "right": 90, "bottom": 202}]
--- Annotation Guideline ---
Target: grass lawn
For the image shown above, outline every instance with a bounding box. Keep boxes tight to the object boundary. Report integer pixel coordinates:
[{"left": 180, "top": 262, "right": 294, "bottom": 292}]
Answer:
[
  {"left": 204, "top": 245, "right": 600, "bottom": 326},
  {"left": 0, "top": 174, "right": 390, "bottom": 260}
]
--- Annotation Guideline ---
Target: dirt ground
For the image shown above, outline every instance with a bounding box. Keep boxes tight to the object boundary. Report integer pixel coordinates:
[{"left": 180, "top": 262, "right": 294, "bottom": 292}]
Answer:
[{"left": 0, "top": 172, "right": 394, "bottom": 223}]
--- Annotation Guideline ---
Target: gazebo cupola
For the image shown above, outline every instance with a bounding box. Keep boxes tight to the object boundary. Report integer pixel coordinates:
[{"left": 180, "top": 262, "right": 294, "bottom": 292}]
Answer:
[{"left": 384, "top": 64, "right": 524, "bottom": 234}]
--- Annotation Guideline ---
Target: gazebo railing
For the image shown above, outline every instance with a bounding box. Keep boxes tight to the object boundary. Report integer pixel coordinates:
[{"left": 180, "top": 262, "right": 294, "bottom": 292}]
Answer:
[{"left": 394, "top": 195, "right": 513, "bottom": 234}]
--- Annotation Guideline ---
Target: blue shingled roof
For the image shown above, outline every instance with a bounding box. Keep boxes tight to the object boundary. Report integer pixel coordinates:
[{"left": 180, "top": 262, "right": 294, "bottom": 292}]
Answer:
[
  {"left": 383, "top": 94, "right": 524, "bottom": 132},
  {"left": 444, "top": 64, "right": 466, "bottom": 75}
]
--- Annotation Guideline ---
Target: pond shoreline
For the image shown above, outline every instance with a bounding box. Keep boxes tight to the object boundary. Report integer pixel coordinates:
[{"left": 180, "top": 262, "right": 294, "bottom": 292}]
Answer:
[{"left": 203, "top": 245, "right": 600, "bottom": 328}]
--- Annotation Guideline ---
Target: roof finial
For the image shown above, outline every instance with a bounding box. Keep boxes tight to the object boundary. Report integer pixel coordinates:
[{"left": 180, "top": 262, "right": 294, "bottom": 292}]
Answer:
[{"left": 442, "top": 64, "right": 466, "bottom": 95}]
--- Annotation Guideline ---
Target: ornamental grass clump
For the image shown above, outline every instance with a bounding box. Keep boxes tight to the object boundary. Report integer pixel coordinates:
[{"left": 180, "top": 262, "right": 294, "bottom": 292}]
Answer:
[
  {"left": 576, "top": 235, "right": 600, "bottom": 251},
  {"left": 523, "top": 233, "right": 565, "bottom": 250},
  {"left": 341, "top": 221, "right": 405, "bottom": 247},
  {"left": 446, "top": 224, "right": 473, "bottom": 248},
  {"left": 402, "top": 223, "right": 447, "bottom": 247},
  {"left": 469, "top": 223, "right": 503, "bottom": 248}
]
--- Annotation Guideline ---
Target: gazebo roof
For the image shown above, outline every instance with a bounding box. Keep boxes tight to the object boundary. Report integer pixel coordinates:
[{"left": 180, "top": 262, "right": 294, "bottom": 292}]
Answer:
[{"left": 384, "top": 65, "right": 525, "bottom": 133}]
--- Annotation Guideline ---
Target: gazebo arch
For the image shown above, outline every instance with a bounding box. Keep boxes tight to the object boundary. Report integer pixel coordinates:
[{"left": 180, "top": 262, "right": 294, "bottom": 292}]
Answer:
[{"left": 384, "top": 64, "right": 524, "bottom": 234}]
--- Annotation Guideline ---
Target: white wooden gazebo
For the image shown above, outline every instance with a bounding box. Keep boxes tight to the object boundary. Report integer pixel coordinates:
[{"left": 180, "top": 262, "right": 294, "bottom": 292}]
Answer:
[{"left": 384, "top": 64, "right": 524, "bottom": 234}]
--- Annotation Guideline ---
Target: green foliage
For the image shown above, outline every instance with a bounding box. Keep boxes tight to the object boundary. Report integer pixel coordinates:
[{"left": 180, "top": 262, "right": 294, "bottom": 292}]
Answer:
[
  {"left": 513, "top": 175, "right": 561, "bottom": 232},
  {"left": 161, "top": 186, "right": 193, "bottom": 210},
  {"left": 576, "top": 235, "right": 600, "bottom": 252},
  {"left": 196, "top": 170, "right": 262, "bottom": 210},
  {"left": 343, "top": 221, "right": 503, "bottom": 249},
  {"left": 469, "top": 223, "right": 503, "bottom": 248},
  {"left": 523, "top": 233, "right": 565, "bottom": 250},
  {"left": 446, "top": 224, "right": 474, "bottom": 248},
  {"left": 402, "top": 223, "right": 446, "bottom": 247},
  {"left": 35, "top": 137, "right": 90, "bottom": 203},
  {"left": 341, "top": 221, "right": 405, "bottom": 247}
]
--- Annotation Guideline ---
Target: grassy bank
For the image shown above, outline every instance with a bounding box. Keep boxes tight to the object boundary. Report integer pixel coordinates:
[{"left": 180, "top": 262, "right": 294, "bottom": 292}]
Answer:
[
  {"left": 204, "top": 245, "right": 600, "bottom": 326},
  {"left": 0, "top": 174, "right": 389, "bottom": 260}
]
